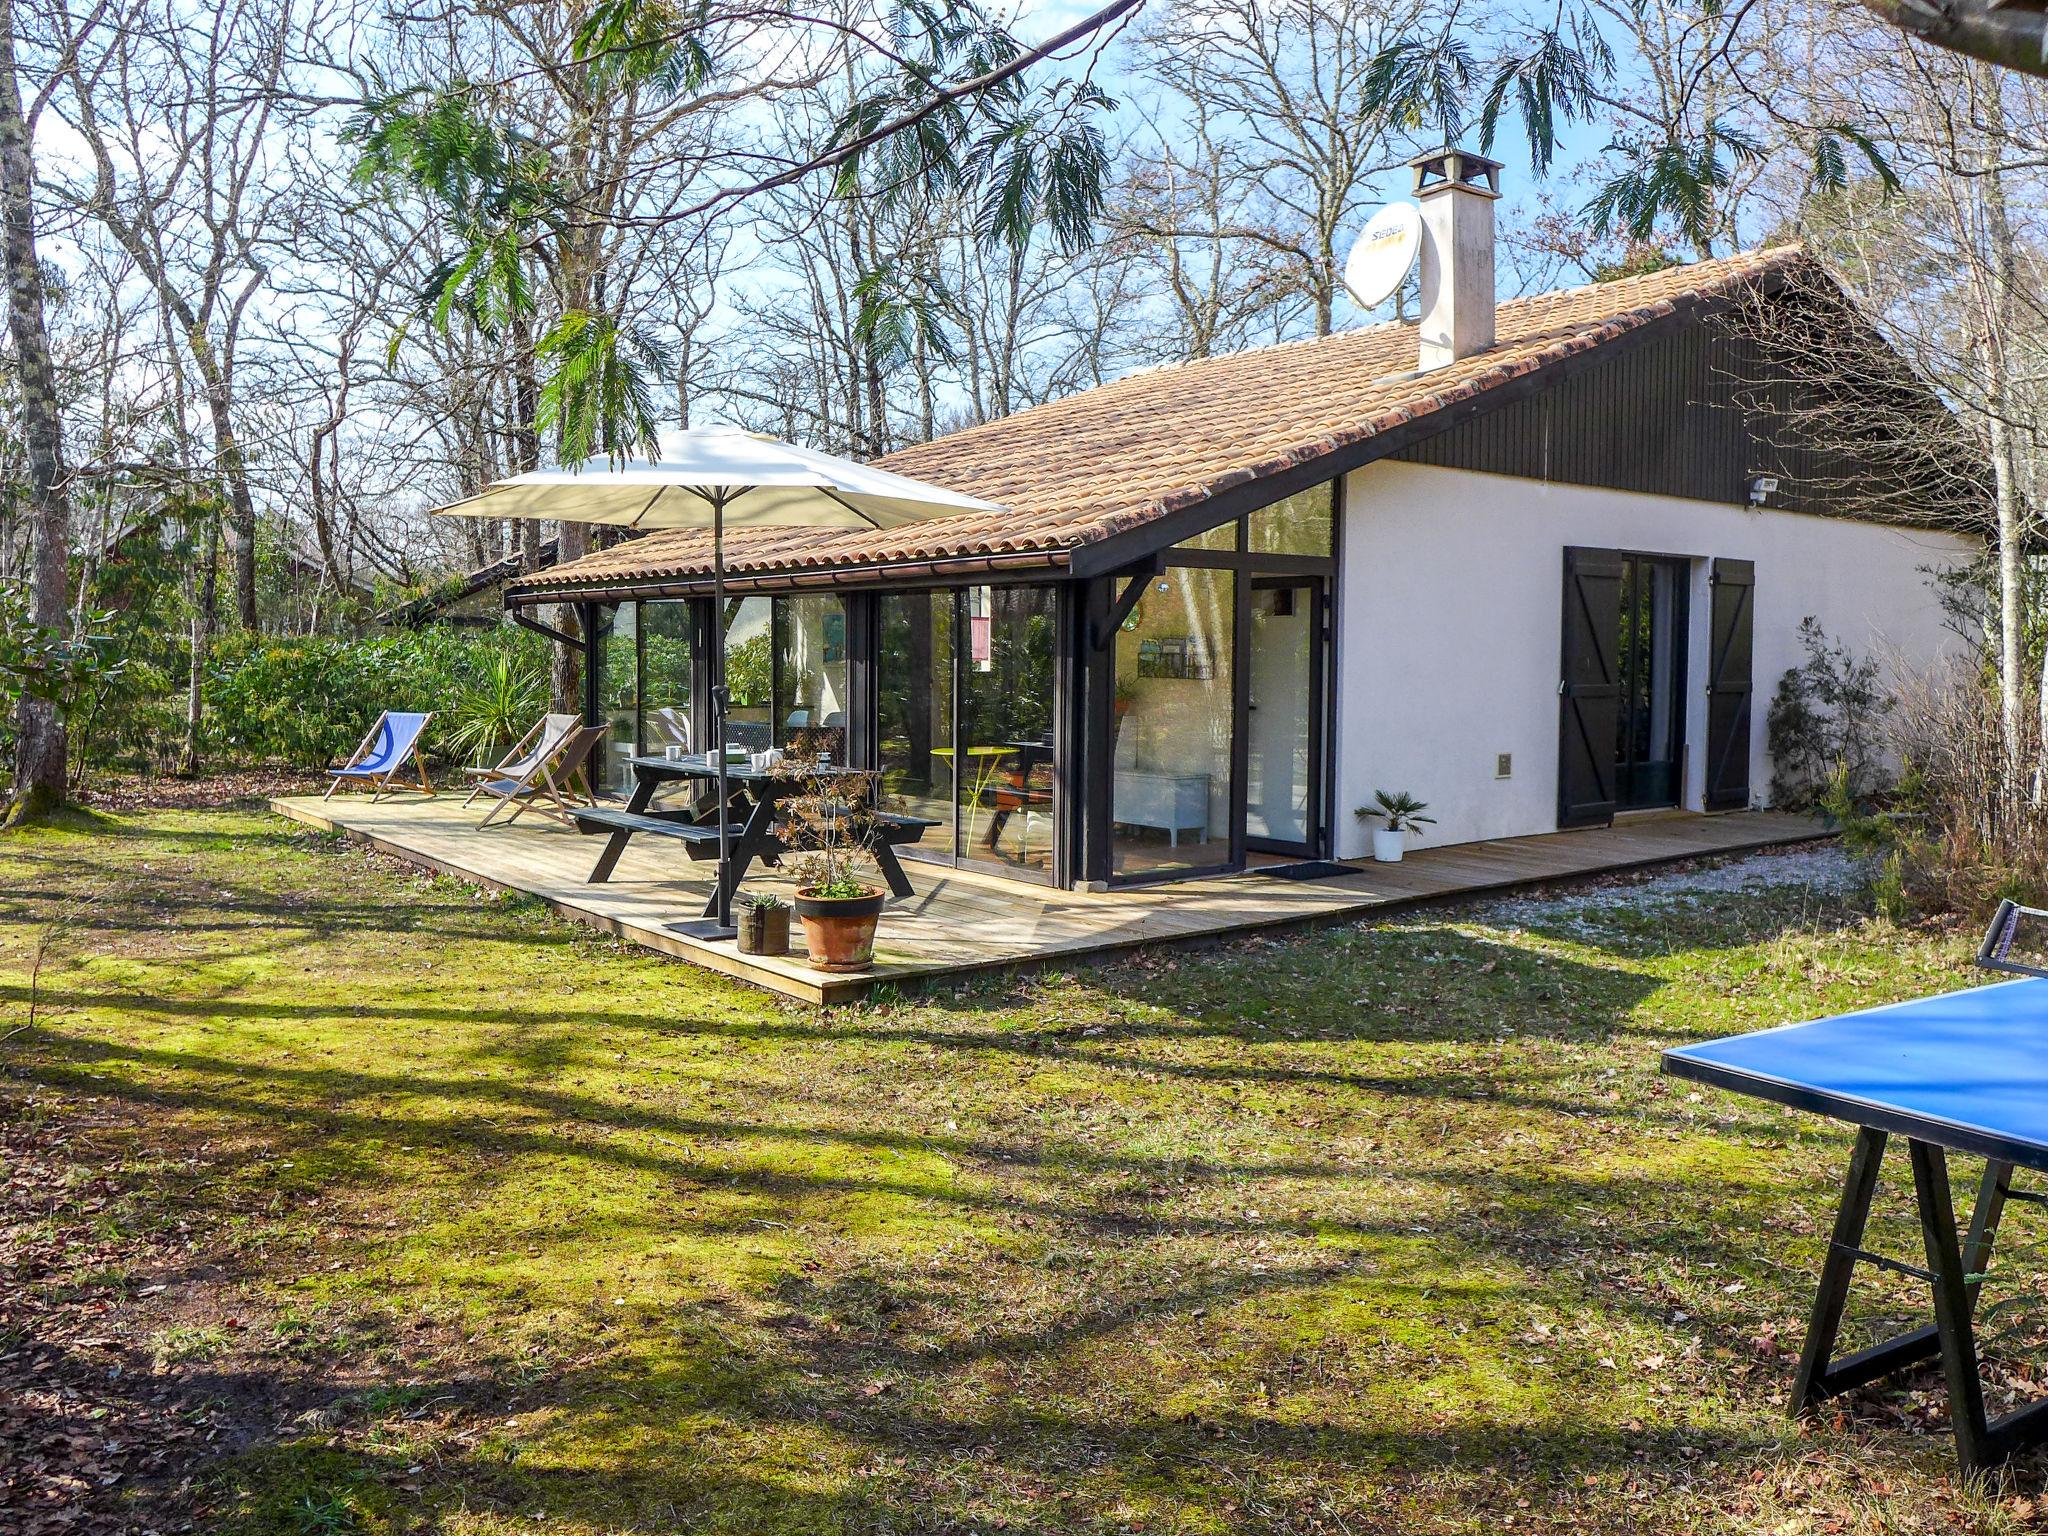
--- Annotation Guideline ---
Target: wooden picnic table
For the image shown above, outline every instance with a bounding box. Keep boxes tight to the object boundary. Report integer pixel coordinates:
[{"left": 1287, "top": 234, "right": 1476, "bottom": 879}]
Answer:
[{"left": 570, "top": 753, "right": 933, "bottom": 919}]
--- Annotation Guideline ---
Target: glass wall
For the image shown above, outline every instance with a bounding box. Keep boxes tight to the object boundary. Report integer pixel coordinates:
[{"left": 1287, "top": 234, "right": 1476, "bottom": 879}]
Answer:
[
  {"left": 719, "top": 596, "right": 773, "bottom": 751},
  {"left": 1248, "top": 482, "right": 1334, "bottom": 556},
  {"left": 597, "top": 602, "right": 640, "bottom": 795},
  {"left": 1112, "top": 567, "right": 1235, "bottom": 875},
  {"left": 774, "top": 595, "right": 851, "bottom": 759},
  {"left": 878, "top": 584, "right": 1058, "bottom": 880},
  {"left": 641, "top": 601, "right": 693, "bottom": 755},
  {"left": 878, "top": 591, "right": 956, "bottom": 858},
  {"left": 961, "top": 586, "right": 1057, "bottom": 876},
  {"left": 711, "top": 595, "right": 852, "bottom": 756}
]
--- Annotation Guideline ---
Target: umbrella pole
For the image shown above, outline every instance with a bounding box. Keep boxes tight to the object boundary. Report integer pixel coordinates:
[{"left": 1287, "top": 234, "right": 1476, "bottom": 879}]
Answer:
[{"left": 712, "top": 491, "right": 734, "bottom": 933}]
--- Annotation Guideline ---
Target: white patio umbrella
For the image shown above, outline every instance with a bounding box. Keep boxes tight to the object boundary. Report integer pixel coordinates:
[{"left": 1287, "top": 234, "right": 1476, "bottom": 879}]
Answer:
[{"left": 433, "top": 424, "right": 1004, "bottom": 932}]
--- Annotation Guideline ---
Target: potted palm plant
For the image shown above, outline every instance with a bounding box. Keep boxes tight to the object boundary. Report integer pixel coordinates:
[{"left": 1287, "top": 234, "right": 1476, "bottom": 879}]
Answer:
[
  {"left": 1356, "top": 790, "right": 1434, "bottom": 862},
  {"left": 783, "top": 760, "right": 887, "bottom": 972},
  {"left": 736, "top": 891, "right": 790, "bottom": 957}
]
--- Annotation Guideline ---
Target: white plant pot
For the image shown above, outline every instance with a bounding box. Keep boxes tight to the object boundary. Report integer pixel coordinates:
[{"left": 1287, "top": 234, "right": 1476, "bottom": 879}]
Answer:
[{"left": 1372, "top": 828, "right": 1406, "bottom": 863}]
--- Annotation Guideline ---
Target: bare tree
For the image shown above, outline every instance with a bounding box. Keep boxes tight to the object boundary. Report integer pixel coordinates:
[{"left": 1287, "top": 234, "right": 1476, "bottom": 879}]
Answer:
[{"left": 0, "top": 0, "right": 77, "bottom": 818}]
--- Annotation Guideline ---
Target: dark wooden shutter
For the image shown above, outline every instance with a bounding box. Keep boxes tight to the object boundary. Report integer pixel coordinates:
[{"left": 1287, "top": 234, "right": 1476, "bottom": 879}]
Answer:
[
  {"left": 1704, "top": 558, "right": 1755, "bottom": 811},
  {"left": 1558, "top": 548, "right": 1624, "bottom": 829}
]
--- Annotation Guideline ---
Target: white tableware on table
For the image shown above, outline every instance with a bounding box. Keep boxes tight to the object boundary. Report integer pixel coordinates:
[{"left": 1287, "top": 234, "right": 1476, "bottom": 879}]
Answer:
[{"left": 664, "top": 744, "right": 682, "bottom": 762}]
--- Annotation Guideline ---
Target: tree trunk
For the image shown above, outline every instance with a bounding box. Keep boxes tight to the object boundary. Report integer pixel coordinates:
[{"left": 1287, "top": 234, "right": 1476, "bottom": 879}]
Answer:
[
  {"left": 192, "top": 346, "right": 259, "bottom": 628},
  {"left": 0, "top": 0, "right": 71, "bottom": 821},
  {"left": 551, "top": 523, "right": 590, "bottom": 714},
  {"left": 1973, "top": 68, "right": 2029, "bottom": 799},
  {"left": 181, "top": 509, "right": 218, "bottom": 776}
]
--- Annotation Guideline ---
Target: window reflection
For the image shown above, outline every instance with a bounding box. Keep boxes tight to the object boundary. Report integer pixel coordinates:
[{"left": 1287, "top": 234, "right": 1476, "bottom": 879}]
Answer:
[
  {"left": 1247, "top": 484, "right": 1334, "bottom": 556},
  {"left": 774, "top": 595, "right": 850, "bottom": 760},
  {"left": 961, "top": 586, "right": 1056, "bottom": 875},
  {"left": 719, "top": 596, "right": 773, "bottom": 752},
  {"left": 641, "top": 601, "right": 693, "bottom": 756},
  {"left": 878, "top": 591, "right": 956, "bottom": 859},
  {"left": 1113, "top": 567, "right": 1235, "bottom": 874},
  {"left": 597, "top": 601, "right": 639, "bottom": 795},
  {"left": 878, "top": 585, "right": 1058, "bottom": 880}
]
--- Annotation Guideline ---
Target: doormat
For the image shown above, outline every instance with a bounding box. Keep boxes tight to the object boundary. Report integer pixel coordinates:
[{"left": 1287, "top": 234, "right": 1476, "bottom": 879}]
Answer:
[{"left": 1259, "top": 860, "right": 1355, "bottom": 881}]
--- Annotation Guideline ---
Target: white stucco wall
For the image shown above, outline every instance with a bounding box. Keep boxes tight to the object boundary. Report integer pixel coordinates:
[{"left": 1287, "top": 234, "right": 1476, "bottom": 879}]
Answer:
[{"left": 1332, "top": 460, "right": 1979, "bottom": 857}]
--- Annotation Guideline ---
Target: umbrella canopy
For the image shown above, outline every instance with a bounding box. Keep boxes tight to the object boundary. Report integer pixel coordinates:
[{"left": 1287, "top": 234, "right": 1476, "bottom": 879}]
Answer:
[
  {"left": 432, "top": 423, "right": 1004, "bottom": 938},
  {"left": 432, "top": 424, "right": 1002, "bottom": 529}
]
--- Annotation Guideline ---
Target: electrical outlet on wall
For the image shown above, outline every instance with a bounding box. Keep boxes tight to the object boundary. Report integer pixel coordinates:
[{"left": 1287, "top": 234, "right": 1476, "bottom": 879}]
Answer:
[{"left": 1495, "top": 753, "right": 1513, "bottom": 779}]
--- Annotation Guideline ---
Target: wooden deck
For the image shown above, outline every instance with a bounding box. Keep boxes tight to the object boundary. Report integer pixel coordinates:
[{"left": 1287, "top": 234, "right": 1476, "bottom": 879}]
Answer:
[{"left": 271, "top": 794, "right": 1830, "bottom": 1004}]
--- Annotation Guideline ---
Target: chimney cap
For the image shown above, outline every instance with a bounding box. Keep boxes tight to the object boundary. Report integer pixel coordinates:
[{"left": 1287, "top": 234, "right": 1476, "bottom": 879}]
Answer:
[{"left": 1409, "top": 145, "right": 1504, "bottom": 200}]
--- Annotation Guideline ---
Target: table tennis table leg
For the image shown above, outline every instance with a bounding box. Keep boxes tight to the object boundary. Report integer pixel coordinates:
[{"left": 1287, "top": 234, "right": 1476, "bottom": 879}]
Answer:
[
  {"left": 1910, "top": 1139, "right": 1997, "bottom": 1474},
  {"left": 1792, "top": 1136, "right": 2016, "bottom": 1418},
  {"left": 1792, "top": 1126, "right": 1889, "bottom": 1413},
  {"left": 1790, "top": 1131, "right": 2041, "bottom": 1476}
]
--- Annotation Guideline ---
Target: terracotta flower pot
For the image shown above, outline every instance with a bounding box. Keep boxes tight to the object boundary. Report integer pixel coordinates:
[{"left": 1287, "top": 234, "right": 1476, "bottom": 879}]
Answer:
[
  {"left": 794, "top": 886, "right": 885, "bottom": 972},
  {"left": 737, "top": 903, "right": 790, "bottom": 956}
]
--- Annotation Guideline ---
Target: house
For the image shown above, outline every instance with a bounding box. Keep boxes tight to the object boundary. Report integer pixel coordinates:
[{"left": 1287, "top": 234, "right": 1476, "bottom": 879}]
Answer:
[
  {"left": 504, "top": 148, "right": 1981, "bottom": 894},
  {"left": 377, "top": 538, "right": 560, "bottom": 628}
]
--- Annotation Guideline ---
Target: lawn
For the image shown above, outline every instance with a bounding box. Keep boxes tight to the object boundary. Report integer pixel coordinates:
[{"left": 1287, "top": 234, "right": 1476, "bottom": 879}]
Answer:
[{"left": 6, "top": 801, "right": 2047, "bottom": 1534}]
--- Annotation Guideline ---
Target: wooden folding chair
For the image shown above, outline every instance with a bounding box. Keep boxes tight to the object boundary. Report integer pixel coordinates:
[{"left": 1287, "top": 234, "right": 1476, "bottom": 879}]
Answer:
[
  {"left": 475, "top": 724, "right": 609, "bottom": 827},
  {"left": 463, "top": 713, "right": 582, "bottom": 807},
  {"left": 324, "top": 711, "right": 435, "bottom": 802}
]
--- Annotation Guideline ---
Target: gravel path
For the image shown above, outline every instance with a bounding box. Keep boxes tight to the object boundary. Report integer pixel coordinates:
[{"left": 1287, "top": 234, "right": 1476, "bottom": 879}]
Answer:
[{"left": 1476, "top": 839, "right": 1863, "bottom": 929}]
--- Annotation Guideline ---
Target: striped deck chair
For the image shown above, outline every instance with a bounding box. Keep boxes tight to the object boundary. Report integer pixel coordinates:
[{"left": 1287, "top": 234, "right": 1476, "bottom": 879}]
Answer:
[
  {"left": 324, "top": 711, "right": 434, "bottom": 802},
  {"left": 462, "top": 713, "right": 582, "bottom": 807},
  {"left": 475, "top": 723, "right": 609, "bottom": 828}
]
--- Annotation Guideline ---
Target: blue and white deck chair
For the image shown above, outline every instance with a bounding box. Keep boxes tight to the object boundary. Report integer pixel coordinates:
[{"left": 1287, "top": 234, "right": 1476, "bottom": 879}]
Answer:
[{"left": 323, "top": 711, "right": 434, "bottom": 802}]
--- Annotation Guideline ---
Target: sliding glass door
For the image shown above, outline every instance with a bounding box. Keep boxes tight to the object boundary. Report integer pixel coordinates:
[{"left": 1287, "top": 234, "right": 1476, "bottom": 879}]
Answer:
[
  {"left": 1244, "top": 577, "right": 1323, "bottom": 854},
  {"left": 1111, "top": 567, "right": 1236, "bottom": 877},
  {"left": 878, "top": 585, "right": 1058, "bottom": 882}
]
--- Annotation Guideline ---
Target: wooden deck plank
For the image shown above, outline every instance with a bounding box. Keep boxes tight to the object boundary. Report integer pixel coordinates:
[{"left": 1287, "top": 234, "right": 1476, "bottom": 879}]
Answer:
[{"left": 271, "top": 795, "right": 1831, "bottom": 1004}]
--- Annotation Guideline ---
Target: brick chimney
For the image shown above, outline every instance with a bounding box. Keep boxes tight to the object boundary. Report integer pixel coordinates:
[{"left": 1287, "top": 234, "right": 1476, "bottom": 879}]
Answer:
[{"left": 1410, "top": 146, "right": 1503, "bottom": 370}]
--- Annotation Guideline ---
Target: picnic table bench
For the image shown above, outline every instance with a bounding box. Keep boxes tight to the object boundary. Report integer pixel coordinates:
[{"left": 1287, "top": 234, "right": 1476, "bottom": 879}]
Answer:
[{"left": 569, "top": 754, "right": 937, "bottom": 918}]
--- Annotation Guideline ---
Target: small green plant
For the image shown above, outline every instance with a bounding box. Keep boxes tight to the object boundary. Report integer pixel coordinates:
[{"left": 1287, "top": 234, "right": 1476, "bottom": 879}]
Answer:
[
  {"left": 150, "top": 1322, "right": 232, "bottom": 1367},
  {"left": 1768, "top": 617, "right": 1890, "bottom": 810},
  {"left": 1355, "top": 790, "right": 1435, "bottom": 834},
  {"left": 738, "top": 891, "right": 784, "bottom": 911},
  {"left": 291, "top": 1488, "right": 365, "bottom": 1536},
  {"left": 1872, "top": 850, "right": 1911, "bottom": 925}
]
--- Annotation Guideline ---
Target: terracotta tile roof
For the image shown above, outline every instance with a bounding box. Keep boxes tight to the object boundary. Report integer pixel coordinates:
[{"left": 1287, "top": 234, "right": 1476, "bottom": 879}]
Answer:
[{"left": 512, "top": 245, "right": 1806, "bottom": 597}]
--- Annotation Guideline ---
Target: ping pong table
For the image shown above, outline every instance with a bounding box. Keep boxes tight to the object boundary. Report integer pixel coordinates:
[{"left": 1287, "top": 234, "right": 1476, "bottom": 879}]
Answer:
[{"left": 1663, "top": 942, "right": 2048, "bottom": 1474}]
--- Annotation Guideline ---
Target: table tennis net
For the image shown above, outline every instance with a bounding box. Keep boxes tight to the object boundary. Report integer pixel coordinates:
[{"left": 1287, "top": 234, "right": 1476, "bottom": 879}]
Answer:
[{"left": 1979, "top": 898, "right": 2048, "bottom": 978}]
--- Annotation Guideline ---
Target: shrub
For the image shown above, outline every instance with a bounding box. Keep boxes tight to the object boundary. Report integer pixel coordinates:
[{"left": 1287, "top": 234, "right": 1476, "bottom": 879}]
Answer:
[
  {"left": 1879, "top": 662, "right": 2048, "bottom": 917},
  {"left": 204, "top": 627, "right": 551, "bottom": 768},
  {"left": 1767, "top": 617, "right": 1890, "bottom": 810}
]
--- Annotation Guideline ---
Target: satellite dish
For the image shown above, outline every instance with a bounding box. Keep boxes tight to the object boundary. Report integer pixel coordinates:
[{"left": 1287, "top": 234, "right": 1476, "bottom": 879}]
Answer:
[{"left": 1342, "top": 201, "right": 1422, "bottom": 310}]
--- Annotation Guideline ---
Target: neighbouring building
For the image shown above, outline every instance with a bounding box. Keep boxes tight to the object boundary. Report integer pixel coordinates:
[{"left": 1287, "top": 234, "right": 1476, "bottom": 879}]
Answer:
[{"left": 504, "top": 148, "right": 1981, "bottom": 892}]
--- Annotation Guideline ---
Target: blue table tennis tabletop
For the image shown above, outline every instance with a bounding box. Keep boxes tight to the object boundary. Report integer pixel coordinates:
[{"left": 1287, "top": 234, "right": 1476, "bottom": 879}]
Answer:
[{"left": 1662, "top": 976, "right": 2048, "bottom": 1173}]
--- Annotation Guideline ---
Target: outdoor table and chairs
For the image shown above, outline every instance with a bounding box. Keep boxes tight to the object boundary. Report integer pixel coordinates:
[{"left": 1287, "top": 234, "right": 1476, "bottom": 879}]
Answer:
[{"left": 569, "top": 753, "right": 934, "bottom": 919}]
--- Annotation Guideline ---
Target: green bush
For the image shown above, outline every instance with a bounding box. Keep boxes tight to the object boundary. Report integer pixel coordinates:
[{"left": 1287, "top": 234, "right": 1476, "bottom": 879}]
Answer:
[{"left": 204, "top": 627, "right": 552, "bottom": 768}]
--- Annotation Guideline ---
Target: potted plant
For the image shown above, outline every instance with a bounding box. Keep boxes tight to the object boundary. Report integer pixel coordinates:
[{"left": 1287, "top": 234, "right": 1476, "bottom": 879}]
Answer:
[
  {"left": 782, "top": 759, "right": 887, "bottom": 972},
  {"left": 736, "top": 891, "right": 790, "bottom": 957},
  {"left": 1356, "top": 790, "right": 1435, "bottom": 863}
]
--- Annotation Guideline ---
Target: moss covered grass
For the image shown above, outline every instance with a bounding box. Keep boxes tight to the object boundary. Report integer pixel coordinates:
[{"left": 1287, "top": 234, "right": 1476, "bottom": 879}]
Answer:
[{"left": 8, "top": 808, "right": 2048, "bottom": 1533}]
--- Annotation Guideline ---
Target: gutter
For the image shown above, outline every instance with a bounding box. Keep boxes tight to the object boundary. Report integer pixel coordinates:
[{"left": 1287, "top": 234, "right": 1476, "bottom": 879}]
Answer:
[{"left": 502, "top": 547, "right": 1075, "bottom": 608}]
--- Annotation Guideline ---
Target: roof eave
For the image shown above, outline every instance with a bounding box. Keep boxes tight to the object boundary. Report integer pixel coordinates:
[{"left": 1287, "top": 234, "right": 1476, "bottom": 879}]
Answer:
[{"left": 502, "top": 546, "right": 1076, "bottom": 606}]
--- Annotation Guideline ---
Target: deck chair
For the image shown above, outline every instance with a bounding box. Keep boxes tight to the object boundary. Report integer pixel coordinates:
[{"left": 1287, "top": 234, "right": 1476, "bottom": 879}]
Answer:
[
  {"left": 647, "top": 706, "right": 691, "bottom": 754},
  {"left": 475, "top": 723, "right": 608, "bottom": 828},
  {"left": 462, "top": 713, "right": 582, "bottom": 808},
  {"left": 324, "top": 711, "right": 434, "bottom": 802}
]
